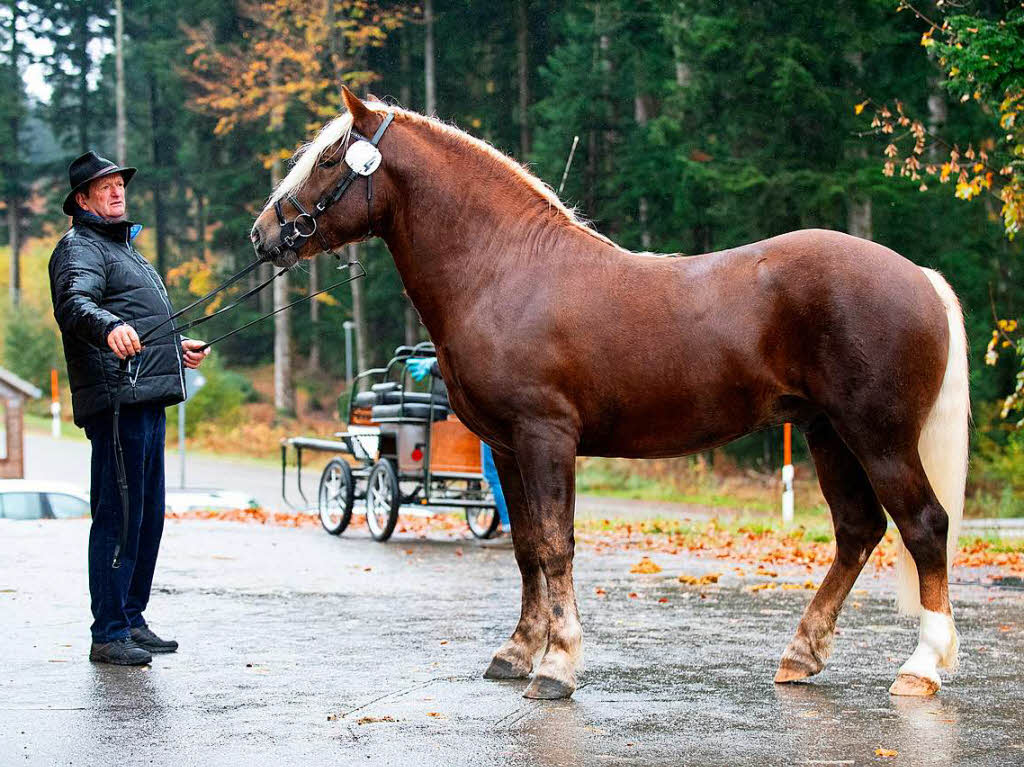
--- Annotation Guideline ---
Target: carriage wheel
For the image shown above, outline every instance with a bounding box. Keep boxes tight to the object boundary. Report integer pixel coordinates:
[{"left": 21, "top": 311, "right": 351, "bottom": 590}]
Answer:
[
  {"left": 365, "top": 459, "right": 401, "bottom": 542},
  {"left": 466, "top": 506, "right": 500, "bottom": 539},
  {"left": 318, "top": 458, "right": 354, "bottom": 535}
]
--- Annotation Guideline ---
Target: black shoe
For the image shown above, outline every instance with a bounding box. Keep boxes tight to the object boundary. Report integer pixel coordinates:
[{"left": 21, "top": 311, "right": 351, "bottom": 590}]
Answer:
[
  {"left": 131, "top": 625, "right": 178, "bottom": 654},
  {"left": 89, "top": 637, "right": 152, "bottom": 666}
]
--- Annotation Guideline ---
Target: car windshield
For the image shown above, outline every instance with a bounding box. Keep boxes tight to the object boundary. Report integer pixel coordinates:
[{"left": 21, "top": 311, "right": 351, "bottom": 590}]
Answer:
[
  {"left": 0, "top": 492, "right": 46, "bottom": 520},
  {"left": 47, "top": 493, "right": 90, "bottom": 519}
]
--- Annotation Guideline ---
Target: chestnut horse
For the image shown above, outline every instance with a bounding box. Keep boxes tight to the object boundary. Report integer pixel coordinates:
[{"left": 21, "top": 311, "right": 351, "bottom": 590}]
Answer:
[{"left": 251, "top": 88, "right": 969, "bottom": 700}]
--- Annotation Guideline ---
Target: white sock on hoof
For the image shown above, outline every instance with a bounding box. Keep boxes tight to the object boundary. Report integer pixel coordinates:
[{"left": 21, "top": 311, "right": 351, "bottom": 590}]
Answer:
[{"left": 898, "top": 609, "right": 958, "bottom": 683}]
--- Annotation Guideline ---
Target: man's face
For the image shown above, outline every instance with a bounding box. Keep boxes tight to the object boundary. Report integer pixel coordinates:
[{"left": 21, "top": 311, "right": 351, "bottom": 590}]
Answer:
[{"left": 76, "top": 173, "right": 126, "bottom": 220}]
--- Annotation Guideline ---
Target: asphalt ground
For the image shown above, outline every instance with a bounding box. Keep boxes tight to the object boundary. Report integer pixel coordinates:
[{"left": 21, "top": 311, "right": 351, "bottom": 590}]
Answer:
[{"left": 1, "top": 518, "right": 1022, "bottom": 766}]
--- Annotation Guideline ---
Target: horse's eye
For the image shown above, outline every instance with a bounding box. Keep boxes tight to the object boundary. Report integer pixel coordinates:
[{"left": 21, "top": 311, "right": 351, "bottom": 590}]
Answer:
[{"left": 319, "top": 158, "right": 340, "bottom": 169}]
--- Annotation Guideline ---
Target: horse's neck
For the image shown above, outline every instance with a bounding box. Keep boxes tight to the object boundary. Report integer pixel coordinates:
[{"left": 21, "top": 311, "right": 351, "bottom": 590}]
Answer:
[{"left": 381, "top": 159, "right": 618, "bottom": 342}]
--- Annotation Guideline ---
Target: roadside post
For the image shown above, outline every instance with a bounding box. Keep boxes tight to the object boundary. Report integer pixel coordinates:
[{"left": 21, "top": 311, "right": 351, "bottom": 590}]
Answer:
[
  {"left": 782, "top": 422, "right": 794, "bottom": 524},
  {"left": 343, "top": 320, "right": 354, "bottom": 384},
  {"left": 179, "top": 368, "right": 206, "bottom": 488},
  {"left": 50, "top": 369, "right": 60, "bottom": 439}
]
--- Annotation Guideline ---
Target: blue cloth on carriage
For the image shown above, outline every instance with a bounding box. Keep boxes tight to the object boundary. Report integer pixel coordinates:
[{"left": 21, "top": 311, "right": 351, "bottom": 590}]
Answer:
[{"left": 407, "top": 356, "right": 436, "bottom": 382}]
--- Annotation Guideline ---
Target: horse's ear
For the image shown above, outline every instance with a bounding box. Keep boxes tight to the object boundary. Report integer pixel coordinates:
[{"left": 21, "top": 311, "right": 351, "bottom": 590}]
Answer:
[{"left": 342, "top": 86, "right": 373, "bottom": 128}]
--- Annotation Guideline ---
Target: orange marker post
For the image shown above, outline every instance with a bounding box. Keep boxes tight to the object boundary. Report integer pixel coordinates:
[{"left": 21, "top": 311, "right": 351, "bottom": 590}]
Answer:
[
  {"left": 50, "top": 368, "right": 62, "bottom": 439},
  {"left": 781, "top": 422, "right": 794, "bottom": 524}
]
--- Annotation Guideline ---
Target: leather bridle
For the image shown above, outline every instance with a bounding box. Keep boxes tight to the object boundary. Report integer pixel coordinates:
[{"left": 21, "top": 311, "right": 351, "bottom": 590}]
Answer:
[{"left": 273, "top": 111, "right": 395, "bottom": 256}]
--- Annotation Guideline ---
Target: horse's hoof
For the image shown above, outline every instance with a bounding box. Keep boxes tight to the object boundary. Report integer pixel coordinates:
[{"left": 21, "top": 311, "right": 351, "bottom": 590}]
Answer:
[
  {"left": 889, "top": 673, "right": 939, "bottom": 697},
  {"left": 484, "top": 656, "right": 531, "bottom": 680},
  {"left": 523, "top": 674, "right": 575, "bottom": 700},
  {"left": 774, "top": 659, "right": 819, "bottom": 684}
]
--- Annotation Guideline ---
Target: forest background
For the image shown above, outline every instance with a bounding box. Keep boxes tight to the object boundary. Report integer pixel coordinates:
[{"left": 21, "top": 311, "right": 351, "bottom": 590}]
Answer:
[{"left": 1, "top": 0, "right": 1022, "bottom": 517}]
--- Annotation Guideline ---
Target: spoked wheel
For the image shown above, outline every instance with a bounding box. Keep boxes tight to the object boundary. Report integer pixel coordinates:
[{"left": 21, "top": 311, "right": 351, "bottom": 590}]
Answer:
[
  {"left": 466, "top": 506, "right": 501, "bottom": 539},
  {"left": 365, "top": 459, "right": 401, "bottom": 542},
  {"left": 318, "top": 458, "right": 354, "bottom": 535}
]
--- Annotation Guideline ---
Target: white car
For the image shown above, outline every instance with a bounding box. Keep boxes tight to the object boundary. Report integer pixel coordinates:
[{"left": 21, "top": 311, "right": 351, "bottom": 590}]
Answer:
[
  {"left": 0, "top": 480, "right": 91, "bottom": 520},
  {"left": 164, "top": 488, "right": 259, "bottom": 513}
]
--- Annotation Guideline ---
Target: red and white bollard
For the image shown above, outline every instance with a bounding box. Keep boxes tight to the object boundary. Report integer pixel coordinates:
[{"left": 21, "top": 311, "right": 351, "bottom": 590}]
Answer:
[
  {"left": 50, "top": 369, "right": 61, "bottom": 439},
  {"left": 781, "top": 422, "right": 794, "bottom": 524}
]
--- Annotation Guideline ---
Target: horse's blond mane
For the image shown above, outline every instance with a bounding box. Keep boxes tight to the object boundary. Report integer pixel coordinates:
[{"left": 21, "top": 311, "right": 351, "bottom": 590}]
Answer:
[{"left": 271, "top": 102, "right": 617, "bottom": 249}]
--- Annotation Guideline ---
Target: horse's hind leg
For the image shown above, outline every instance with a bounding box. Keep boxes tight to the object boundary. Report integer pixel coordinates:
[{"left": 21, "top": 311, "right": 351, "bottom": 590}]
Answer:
[
  {"left": 483, "top": 449, "right": 549, "bottom": 680},
  {"left": 854, "top": 446, "right": 959, "bottom": 696},
  {"left": 775, "top": 418, "right": 887, "bottom": 683}
]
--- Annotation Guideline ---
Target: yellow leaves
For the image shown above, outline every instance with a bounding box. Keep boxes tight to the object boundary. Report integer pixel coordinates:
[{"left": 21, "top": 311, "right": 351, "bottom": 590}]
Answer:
[
  {"left": 854, "top": 100, "right": 869, "bottom": 115},
  {"left": 998, "top": 319, "right": 1019, "bottom": 332},
  {"left": 678, "top": 573, "right": 720, "bottom": 586},
  {"left": 920, "top": 29, "right": 934, "bottom": 47},
  {"left": 884, "top": 144, "right": 899, "bottom": 158},
  {"left": 949, "top": 66, "right": 960, "bottom": 77},
  {"left": 875, "top": 747, "right": 899, "bottom": 758},
  {"left": 630, "top": 556, "right": 662, "bottom": 574}
]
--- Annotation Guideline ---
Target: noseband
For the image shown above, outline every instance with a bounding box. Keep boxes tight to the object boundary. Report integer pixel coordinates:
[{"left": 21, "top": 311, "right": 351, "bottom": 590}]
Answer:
[{"left": 273, "top": 111, "right": 395, "bottom": 256}]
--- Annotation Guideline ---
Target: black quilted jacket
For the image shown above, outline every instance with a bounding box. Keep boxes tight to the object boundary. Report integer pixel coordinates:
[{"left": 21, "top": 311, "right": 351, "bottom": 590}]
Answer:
[{"left": 48, "top": 214, "right": 186, "bottom": 426}]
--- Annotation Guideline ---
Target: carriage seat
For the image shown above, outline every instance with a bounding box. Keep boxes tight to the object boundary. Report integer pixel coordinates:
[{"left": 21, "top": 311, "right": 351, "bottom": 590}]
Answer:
[
  {"left": 371, "top": 402, "right": 449, "bottom": 422},
  {"left": 355, "top": 380, "right": 449, "bottom": 410}
]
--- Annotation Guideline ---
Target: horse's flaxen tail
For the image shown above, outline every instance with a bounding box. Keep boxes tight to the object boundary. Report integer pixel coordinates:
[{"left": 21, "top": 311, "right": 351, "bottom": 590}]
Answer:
[{"left": 896, "top": 268, "right": 971, "bottom": 615}]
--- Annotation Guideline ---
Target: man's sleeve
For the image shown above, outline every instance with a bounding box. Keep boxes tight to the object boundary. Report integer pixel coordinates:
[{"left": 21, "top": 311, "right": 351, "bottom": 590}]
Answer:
[{"left": 49, "top": 241, "right": 123, "bottom": 349}]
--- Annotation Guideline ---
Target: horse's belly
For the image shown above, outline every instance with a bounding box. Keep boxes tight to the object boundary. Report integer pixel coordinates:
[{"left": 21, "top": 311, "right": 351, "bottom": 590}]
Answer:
[{"left": 577, "top": 390, "right": 771, "bottom": 459}]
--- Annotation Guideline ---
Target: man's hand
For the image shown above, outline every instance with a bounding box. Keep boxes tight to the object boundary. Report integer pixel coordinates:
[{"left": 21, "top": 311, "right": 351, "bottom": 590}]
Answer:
[
  {"left": 181, "top": 339, "right": 210, "bottom": 369},
  {"left": 107, "top": 324, "right": 141, "bottom": 360}
]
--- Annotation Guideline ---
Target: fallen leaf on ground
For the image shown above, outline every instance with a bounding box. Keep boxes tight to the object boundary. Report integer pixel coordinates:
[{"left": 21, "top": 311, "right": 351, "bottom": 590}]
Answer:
[
  {"left": 440, "top": 640, "right": 448, "bottom": 645},
  {"left": 755, "top": 567, "right": 778, "bottom": 577},
  {"left": 748, "top": 582, "right": 776, "bottom": 592},
  {"left": 356, "top": 715, "right": 396, "bottom": 725},
  {"left": 875, "top": 747, "right": 898, "bottom": 758},
  {"left": 427, "top": 712, "right": 445, "bottom": 718},
  {"left": 628, "top": 592, "right": 638, "bottom": 599},
  {"left": 658, "top": 597, "right": 669, "bottom": 603},
  {"left": 678, "top": 573, "right": 720, "bottom": 586},
  {"left": 630, "top": 556, "right": 662, "bottom": 574},
  {"left": 595, "top": 587, "right": 607, "bottom": 596},
  {"left": 454, "top": 548, "right": 463, "bottom": 557}
]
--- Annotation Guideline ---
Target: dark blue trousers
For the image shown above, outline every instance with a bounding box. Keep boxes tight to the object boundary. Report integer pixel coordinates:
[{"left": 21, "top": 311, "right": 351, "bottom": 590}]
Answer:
[{"left": 83, "top": 404, "right": 166, "bottom": 643}]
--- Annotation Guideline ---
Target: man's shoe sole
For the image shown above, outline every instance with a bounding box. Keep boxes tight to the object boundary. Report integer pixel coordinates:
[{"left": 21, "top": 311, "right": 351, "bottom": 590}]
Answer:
[
  {"left": 89, "top": 652, "right": 151, "bottom": 666},
  {"left": 137, "top": 644, "right": 177, "bottom": 654}
]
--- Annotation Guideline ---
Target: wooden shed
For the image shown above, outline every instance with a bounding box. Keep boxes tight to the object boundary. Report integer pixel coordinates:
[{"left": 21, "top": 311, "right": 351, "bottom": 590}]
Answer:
[{"left": 0, "top": 367, "right": 42, "bottom": 480}]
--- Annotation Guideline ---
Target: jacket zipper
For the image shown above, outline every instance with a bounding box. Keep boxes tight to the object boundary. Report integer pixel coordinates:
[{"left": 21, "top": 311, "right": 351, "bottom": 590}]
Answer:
[{"left": 125, "top": 232, "right": 187, "bottom": 401}]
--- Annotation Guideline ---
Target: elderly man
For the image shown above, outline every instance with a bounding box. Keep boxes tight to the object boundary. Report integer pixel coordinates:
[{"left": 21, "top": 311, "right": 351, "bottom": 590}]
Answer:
[{"left": 48, "top": 151, "right": 210, "bottom": 666}]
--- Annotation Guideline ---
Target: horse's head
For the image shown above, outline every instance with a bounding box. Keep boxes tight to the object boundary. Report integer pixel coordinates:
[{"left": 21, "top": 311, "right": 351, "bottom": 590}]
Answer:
[{"left": 251, "top": 87, "right": 397, "bottom": 266}]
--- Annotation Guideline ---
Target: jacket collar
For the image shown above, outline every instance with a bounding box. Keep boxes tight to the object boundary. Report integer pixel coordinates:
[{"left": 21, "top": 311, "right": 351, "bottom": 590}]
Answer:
[{"left": 73, "top": 211, "right": 143, "bottom": 242}]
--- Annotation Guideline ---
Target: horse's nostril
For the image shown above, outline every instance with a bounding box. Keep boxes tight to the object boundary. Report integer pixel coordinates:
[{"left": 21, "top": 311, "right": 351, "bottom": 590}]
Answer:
[{"left": 250, "top": 227, "right": 262, "bottom": 246}]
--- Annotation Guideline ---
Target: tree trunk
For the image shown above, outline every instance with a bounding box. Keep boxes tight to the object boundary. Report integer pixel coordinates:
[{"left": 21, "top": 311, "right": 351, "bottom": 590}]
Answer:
[
  {"left": 846, "top": 50, "right": 873, "bottom": 241},
  {"left": 270, "top": 60, "right": 294, "bottom": 415},
  {"left": 424, "top": 0, "right": 436, "bottom": 115},
  {"left": 399, "top": 27, "right": 419, "bottom": 345},
  {"left": 6, "top": 0, "right": 21, "bottom": 306},
  {"left": 515, "top": 0, "right": 530, "bottom": 158},
  {"left": 349, "top": 243, "right": 369, "bottom": 372},
  {"left": 927, "top": 76, "right": 947, "bottom": 164},
  {"left": 308, "top": 257, "right": 321, "bottom": 372},
  {"left": 634, "top": 86, "right": 652, "bottom": 250},
  {"left": 74, "top": 3, "right": 89, "bottom": 151},
  {"left": 115, "top": 0, "right": 126, "bottom": 166},
  {"left": 147, "top": 71, "right": 168, "bottom": 279},
  {"left": 7, "top": 196, "right": 19, "bottom": 306}
]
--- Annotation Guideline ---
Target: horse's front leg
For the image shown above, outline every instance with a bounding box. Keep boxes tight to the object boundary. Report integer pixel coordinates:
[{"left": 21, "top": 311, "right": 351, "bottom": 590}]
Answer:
[
  {"left": 484, "top": 449, "right": 549, "bottom": 680},
  {"left": 514, "top": 427, "right": 581, "bottom": 700}
]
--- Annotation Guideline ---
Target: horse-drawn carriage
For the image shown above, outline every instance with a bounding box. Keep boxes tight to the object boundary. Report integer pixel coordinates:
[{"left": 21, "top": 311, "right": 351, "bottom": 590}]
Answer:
[{"left": 281, "top": 342, "right": 500, "bottom": 541}]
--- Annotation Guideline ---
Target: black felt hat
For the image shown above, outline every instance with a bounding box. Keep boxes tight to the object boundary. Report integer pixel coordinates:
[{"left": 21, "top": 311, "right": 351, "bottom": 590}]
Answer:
[{"left": 63, "top": 151, "right": 137, "bottom": 216}]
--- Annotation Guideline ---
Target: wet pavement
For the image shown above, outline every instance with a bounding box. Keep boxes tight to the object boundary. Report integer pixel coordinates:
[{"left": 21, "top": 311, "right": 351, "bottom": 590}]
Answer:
[{"left": 1, "top": 518, "right": 1022, "bottom": 766}]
